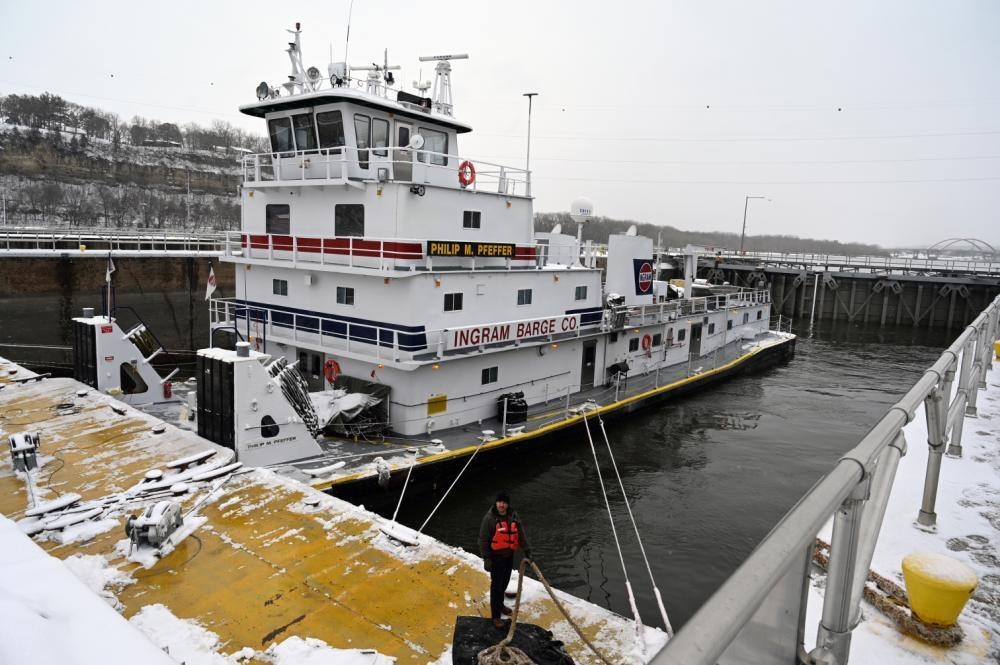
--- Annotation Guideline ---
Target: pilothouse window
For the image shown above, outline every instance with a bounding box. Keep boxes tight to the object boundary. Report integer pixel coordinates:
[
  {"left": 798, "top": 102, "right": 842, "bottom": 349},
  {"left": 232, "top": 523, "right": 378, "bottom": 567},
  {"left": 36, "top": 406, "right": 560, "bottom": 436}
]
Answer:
[
  {"left": 267, "top": 117, "right": 293, "bottom": 154},
  {"left": 417, "top": 127, "right": 448, "bottom": 166},
  {"left": 316, "top": 110, "right": 345, "bottom": 152},
  {"left": 292, "top": 113, "right": 317, "bottom": 151},
  {"left": 372, "top": 118, "right": 389, "bottom": 157},
  {"left": 354, "top": 115, "right": 371, "bottom": 169}
]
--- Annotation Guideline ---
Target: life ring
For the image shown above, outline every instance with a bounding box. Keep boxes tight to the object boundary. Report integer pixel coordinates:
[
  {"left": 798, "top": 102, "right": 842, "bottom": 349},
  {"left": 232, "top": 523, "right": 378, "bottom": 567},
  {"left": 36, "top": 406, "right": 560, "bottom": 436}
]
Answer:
[
  {"left": 641, "top": 334, "right": 652, "bottom": 351},
  {"left": 323, "top": 358, "right": 341, "bottom": 385},
  {"left": 458, "top": 160, "right": 476, "bottom": 187}
]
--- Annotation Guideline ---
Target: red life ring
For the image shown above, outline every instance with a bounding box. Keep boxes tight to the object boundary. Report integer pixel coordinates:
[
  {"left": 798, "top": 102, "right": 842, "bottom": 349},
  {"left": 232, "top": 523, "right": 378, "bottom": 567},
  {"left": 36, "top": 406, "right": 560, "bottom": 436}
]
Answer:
[
  {"left": 458, "top": 160, "right": 476, "bottom": 187},
  {"left": 323, "top": 358, "right": 341, "bottom": 385},
  {"left": 641, "top": 334, "right": 652, "bottom": 351}
]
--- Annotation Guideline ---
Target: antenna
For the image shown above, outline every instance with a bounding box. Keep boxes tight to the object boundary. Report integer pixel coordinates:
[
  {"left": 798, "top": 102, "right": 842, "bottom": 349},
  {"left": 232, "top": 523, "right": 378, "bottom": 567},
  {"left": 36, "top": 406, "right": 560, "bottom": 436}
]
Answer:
[
  {"left": 344, "top": 0, "right": 355, "bottom": 65},
  {"left": 417, "top": 54, "right": 469, "bottom": 116}
]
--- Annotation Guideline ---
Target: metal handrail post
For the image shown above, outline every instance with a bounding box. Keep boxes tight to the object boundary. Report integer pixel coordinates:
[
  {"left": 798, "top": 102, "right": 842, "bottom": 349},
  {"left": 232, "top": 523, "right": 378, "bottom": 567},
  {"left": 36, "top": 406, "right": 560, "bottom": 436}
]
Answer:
[
  {"left": 848, "top": 431, "right": 908, "bottom": 624},
  {"left": 813, "top": 469, "right": 872, "bottom": 663},
  {"left": 965, "top": 331, "right": 983, "bottom": 416},
  {"left": 916, "top": 386, "right": 947, "bottom": 527}
]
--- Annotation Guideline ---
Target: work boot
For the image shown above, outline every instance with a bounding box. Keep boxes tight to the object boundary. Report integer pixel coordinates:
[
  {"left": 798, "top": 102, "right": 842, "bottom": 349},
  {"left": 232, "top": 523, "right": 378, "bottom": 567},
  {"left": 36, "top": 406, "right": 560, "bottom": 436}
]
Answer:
[
  {"left": 492, "top": 618, "right": 504, "bottom": 630},
  {"left": 501, "top": 606, "right": 512, "bottom": 616}
]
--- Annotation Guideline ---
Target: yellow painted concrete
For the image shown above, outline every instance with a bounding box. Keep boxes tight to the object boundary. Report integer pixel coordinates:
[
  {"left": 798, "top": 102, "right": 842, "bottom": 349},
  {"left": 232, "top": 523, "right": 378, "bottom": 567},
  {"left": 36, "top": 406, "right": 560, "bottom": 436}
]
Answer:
[{"left": 0, "top": 372, "right": 658, "bottom": 663}]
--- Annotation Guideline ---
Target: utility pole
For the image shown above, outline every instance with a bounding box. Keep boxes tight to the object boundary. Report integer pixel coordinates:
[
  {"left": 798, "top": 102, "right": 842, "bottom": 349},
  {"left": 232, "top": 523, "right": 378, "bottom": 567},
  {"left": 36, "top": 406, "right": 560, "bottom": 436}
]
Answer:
[
  {"left": 523, "top": 92, "right": 538, "bottom": 196},
  {"left": 740, "top": 195, "right": 770, "bottom": 254}
]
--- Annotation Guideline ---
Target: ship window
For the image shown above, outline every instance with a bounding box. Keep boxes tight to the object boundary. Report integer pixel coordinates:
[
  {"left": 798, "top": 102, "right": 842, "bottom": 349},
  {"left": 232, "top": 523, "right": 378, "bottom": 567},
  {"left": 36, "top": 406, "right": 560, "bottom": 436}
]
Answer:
[
  {"left": 417, "top": 127, "right": 448, "bottom": 166},
  {"left": 273, "top": 279, "right": 288, "bottom": 296},
  {"left": 372, "top": 118, "right": 389, "bottom": 157},
  {"left": 652, "top": 333, "right": 662, "bottom": 346},
  {"left": 463, "top": 211, "right": 481, "bottom": 229},
  {"left": 335, "top": 204, "right": 364, "bottom": 237},
  {"left": 628, "top": 338, "right": 639, "bottom": 352},
  {"left": 481, "top": 366, "right": 498, "bottom": 385},
  {"left": 267, "top": 117, "right": 293, "bottom": 154},
  {"left": 336, "top": 286, "right": 355, "bottom": 305},
  {"left": 757, "top": 310, "right": 762, "bottom": 320},
  {"left": 727, "top": 320, "right": 733, "bottom": 330},
  {"left": 516, "top": 289, "right": 532, "bottom": 306},
  {"left": 354, "top": 114, "right": 371, "bottom": 169},
  {"left": 708, "top": 323, "right": 715, "bottom": 334},
  {"left": 292, "top": 113, "right": 317, "bottom": 151},
  {"left": 317, "top": 110, "right": 345, "bottom": 152},
  {"left": 743, "top": 312, "right": 749, "bottom": 324},
  {"left": 265, "top": 204, "right": 290, "bottom": 234},
  {"left": 444, "top": 292, "right": 463, "bottom": 311},
  {"left": 260, "top": 415, "right": 279, "bottom": 438},
  {"left": 574, "top": 285, "right": 587, "bottom": 301},
  {"left": 678, "top": 329, "right": 687, "bottom": 342}
]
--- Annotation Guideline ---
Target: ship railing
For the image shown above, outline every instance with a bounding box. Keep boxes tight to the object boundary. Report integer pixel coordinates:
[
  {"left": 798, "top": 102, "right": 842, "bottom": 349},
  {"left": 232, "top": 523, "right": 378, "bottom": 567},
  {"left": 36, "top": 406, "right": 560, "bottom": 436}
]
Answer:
[
  {"left": 240, "top": 145, "right": 530, "bottom": 197},
  {"left": 625, "top": 289, "right": 771, "bottom": 326},
  {"left": 208, "top": 298, "right": 597, "bottom": 363},
  {"left": 222, "top": 231, "right": 543, "bottom": 271},
  {"left": 715, "top": 249, "right": 1000, "bottom": 276},
  {"left": 0, "top": 227, "right": 225, "bottom": 254},
  {"left": 651, "top": 294, "right": 1000, "bottom": 665}
]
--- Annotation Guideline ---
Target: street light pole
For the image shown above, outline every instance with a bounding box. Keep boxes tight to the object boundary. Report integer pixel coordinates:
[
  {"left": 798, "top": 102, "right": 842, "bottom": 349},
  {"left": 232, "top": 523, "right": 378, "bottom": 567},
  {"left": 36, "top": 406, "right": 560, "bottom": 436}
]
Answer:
[
  {"left": 523, "top": 92, "right": 538, "bottom": 195},
  {"left": 739, "top": 195, "right": 770, "bottom": 254}
]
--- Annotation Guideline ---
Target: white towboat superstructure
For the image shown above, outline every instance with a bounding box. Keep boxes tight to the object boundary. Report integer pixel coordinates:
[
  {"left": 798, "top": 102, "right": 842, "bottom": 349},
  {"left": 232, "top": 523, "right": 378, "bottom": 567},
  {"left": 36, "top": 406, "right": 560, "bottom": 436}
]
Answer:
[{"left": 68, "top": 25, "right": 792, "bottom": 497}]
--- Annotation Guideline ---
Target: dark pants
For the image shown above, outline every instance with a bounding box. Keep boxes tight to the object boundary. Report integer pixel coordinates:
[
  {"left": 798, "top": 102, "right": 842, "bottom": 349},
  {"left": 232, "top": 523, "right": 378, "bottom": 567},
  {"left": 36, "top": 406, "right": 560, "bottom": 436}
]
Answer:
[{"left": 489, "top": 555, "right": 514, "bottom": 620}]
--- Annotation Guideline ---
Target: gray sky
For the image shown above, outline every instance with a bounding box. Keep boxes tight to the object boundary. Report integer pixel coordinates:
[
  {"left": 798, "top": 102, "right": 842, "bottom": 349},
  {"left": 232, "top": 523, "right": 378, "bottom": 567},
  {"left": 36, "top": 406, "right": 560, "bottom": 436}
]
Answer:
[{"left": 2, "top": 1, "right": 998, "bottom": 248}]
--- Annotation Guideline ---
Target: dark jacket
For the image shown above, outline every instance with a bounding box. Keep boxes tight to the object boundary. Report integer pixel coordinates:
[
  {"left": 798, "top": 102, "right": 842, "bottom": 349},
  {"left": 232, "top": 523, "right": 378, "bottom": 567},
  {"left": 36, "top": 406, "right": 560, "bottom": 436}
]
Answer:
[{"left": 479, "top": 504, "right": 531, "bottom": 562}]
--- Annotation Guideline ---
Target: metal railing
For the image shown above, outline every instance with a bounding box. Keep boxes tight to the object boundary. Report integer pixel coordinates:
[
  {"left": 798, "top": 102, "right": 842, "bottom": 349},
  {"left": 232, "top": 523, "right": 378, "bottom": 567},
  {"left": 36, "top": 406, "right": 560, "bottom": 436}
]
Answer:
[
  {"left": 209, "top": 289, "right": 772, "bottom": 363},
  {"left": 715, "top": 249, "right": 1000, "bottom": 276},
  {"left": 223, "top": 232, "right": 538, "bottom": 271},
  {"left": 240, "top": 145, "right": 530, "bottom": 196},
  {"left": 652, "top": 294, "right": 1000, "bottom": 665},
  {"left": 0, "top": 228, "right": 226, "bottom": 254}
]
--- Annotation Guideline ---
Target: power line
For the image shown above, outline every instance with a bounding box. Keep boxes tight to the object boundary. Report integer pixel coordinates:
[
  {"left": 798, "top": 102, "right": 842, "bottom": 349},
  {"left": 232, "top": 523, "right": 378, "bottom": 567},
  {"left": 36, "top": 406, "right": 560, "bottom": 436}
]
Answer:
[
  {"left": 474, "top": 129, "right": 1000, "bottom": 143},
  {"left": 475, "top": 154, "right": 1000, "bottom": 167},
  {"left": 533, "top": 175, "right": 1000, "bottom": 186}
]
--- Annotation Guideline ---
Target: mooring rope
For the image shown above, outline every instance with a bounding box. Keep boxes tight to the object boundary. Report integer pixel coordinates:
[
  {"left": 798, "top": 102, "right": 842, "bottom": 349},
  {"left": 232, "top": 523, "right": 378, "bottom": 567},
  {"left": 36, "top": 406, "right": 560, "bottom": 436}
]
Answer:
[
  {"left": 417, "top": 436, "right": 490, "bottom": 534},
  {"left": 581, "top": 413, "right": 645, "bottom": 647},
  {"left": 595, "top": 414, "right": 674, "bottom": 637},
  {"left": 812, "top": 538, "right": 964, "bottom": 646},
  {"left": 477, "top": 557, "right": 618, "bottom": 665}
]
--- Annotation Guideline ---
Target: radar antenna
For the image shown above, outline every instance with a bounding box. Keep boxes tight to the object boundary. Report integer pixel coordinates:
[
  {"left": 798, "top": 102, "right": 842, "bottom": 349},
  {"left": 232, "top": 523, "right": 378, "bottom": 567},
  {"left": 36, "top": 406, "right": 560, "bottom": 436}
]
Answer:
[
  {"left": 349, "top": 51, "right": 401, "bottom": 95},
  {"left": 417, "top": 53, "right": 469, "bottom": 116}
]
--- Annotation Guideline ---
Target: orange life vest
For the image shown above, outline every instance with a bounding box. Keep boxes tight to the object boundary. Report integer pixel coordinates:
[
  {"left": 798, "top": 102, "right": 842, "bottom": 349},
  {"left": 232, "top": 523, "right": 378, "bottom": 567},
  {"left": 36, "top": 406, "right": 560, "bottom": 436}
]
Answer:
[{"left": 490, "top": 519, "right": 520, "bottom": 551}]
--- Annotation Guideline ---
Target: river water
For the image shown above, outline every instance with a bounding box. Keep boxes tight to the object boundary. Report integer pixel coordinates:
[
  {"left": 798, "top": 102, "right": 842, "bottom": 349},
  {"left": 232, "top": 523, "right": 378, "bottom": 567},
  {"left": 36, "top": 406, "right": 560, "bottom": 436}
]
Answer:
[{"left": 392, "top": 320, "right": 949, "bottom": 631}]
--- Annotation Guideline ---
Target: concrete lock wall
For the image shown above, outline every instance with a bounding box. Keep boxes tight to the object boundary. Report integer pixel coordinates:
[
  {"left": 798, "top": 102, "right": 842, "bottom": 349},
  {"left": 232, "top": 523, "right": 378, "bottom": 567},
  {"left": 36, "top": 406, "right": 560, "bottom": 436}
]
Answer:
[
  {"left": 699, "top": 264, "right": 1000, "bottom": 330},
  {"left": 0, "top": 257, "right": 235, "bottom": 371}
]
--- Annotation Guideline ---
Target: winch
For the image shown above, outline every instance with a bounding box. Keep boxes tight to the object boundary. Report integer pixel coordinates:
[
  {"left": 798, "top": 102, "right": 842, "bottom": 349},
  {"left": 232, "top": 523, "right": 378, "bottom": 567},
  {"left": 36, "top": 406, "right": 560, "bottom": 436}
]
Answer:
[{"left": 125, "top": 500, "right": 183, "bottom": 549}]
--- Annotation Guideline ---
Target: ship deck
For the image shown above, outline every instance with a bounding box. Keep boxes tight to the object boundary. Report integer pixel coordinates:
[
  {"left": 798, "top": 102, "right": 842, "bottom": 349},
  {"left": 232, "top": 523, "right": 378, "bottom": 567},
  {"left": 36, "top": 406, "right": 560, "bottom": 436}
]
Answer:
[
  {"left": 0, "top": 360, "right": 666, "bottom": 663},
  {"left": 281, "top": 331, "right": 796, "bottom": 503}
]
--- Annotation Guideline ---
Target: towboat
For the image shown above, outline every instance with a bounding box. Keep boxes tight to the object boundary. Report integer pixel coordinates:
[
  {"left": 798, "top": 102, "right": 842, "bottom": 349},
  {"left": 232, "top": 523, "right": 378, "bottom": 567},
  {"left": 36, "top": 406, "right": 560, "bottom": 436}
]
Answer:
[{"left": 72, "top": 25, "right": 795, "bottom": 506}]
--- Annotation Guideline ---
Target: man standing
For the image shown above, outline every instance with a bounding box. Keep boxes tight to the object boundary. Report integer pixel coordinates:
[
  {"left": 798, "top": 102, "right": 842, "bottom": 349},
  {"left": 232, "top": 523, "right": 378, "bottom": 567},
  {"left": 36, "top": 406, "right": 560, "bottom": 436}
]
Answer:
[{"left": 478, "top": 490, "right": 531, "bottom": 629}]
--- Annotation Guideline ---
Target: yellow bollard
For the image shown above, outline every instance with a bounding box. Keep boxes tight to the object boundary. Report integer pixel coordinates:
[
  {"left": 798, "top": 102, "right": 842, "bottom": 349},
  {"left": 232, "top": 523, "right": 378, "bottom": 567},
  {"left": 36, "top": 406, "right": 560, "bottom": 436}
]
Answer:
[
  {"left": 79, "top": 244, "right": 87, "bottom": 251},
  {"left": 902, "top": 552, "right": 978, "bottom": 627},
  {"left": 994, "top": 339, "right": 1000, "bottom": 360}
]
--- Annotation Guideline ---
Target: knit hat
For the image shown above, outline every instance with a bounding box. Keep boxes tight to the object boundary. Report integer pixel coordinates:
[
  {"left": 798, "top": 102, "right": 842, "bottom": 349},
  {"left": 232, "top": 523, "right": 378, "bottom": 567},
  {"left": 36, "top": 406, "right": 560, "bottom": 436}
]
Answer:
[{"left": 495, "top": 490, "right": 511, "bottom": 504}]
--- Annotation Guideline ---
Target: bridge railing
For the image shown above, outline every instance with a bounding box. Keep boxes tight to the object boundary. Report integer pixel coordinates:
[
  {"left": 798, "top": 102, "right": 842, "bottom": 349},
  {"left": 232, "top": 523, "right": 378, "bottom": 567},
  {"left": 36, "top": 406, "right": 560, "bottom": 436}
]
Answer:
[
  {"left": 0, "top": 228, "right": 226, "bottom": 254},
  {"left": 651, "top": 294, "right": 1000, "bottom": 665}
]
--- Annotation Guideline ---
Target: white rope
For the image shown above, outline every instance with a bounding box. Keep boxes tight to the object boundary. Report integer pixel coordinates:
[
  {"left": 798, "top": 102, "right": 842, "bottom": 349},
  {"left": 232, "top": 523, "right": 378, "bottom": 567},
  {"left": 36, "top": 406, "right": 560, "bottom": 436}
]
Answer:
[
  {"left": 596, "top": 416, "right": 674, "bottom": 637},
  {"left": 581, "top": 413, "right": 645, "bottom": 647},
  {"left": 418, "top": 436, "right": 489, "bottom": 533},
  {"left": 390, "top": 453, "right": 417, "bottom": 524}
]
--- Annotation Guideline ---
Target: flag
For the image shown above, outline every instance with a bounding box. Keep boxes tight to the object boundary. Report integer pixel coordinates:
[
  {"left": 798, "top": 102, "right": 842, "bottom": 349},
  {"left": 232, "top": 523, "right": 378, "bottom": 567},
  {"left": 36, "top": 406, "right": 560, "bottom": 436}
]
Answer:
[
  {"left": 105, "top": 254, "right": 115, "bottom": 283},
  {"left": 205, "top": 265, "right": 217, "bottom": 301}
]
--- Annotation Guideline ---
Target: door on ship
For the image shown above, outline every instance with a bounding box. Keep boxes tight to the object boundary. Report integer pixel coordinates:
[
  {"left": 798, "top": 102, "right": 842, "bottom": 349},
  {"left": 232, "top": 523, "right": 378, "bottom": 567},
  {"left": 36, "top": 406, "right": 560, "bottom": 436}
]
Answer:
[
  {"left": 689, "top": 323, "right": 703, "bottom": 359},
  {"left": 394, "top": 123, "right": 413, "bottom": 181},
  {"left": 298, "top": 350, "right": 324, "bottom": 392},
  {"left": 580, "top": 340, "right": 597, "bottom": 390}
]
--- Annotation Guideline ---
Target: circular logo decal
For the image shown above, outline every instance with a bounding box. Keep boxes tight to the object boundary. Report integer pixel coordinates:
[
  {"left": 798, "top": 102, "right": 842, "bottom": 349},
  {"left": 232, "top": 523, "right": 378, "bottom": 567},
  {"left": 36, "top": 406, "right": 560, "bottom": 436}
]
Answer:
[{"left": 637, "top": 262, "right": 653, "bottom": 293}]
